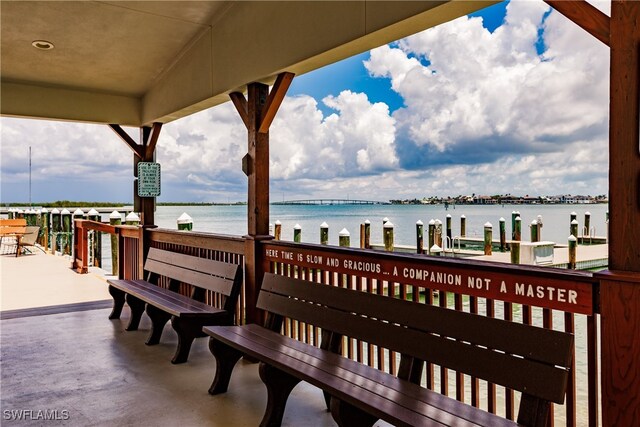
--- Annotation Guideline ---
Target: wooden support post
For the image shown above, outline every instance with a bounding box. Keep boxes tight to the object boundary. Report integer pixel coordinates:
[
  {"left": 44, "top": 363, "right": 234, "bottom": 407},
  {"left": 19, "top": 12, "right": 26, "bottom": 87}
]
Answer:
[
  {"left": 530, "top": 219, "right": 539, "bottom": 242},
  {"left": 568, "top": 235, "right": 577, "bottom": 269},
  {"left": 484, "top": 222, "right": 492, "bottom": 256},
  {"left": 339, "top": 228, "right": 350, "bottom": 247},
  {"left": 61, "top": 209, "right": 71, "bottom": 255},
  {"left": 383, "top": 221, "right": 394, "bottom": 252},
  {"left": 416, "top": 220, "right": 424, "bottom": 254},
  {"left": 177, "top": 213, "right": 193, "bottom": 231},
  {"left": 109, "top": 211, "right": 121, "bottom": 276},
  {"left": 499, "top": 217, "right": 506, "bottom": 252},
  {"left": 460, "top": 215, "right": 466, "bottom": 237},
  {"left": 584, "top": 211, "right": 591, "bottom": 236},
  {"left": 359, "top": 223, "right": 365, "bottom": 248},
  {"left": 601, "top": 2, "right": 640, "bottom": 425},
  {"left": 320, "top": 222, "right": 329, "bottom": 245},
  {"left": 41, "top": 208, "right": 49, "bottom": 250},
  {"left": 232, "top": 73, "right": 294, "bottom": 325},
  {"left": 364, "top": 220, "right": 371, "bottom": 249},
  {"left": 428, "top": 219, "right": 435, "bottom": 254},
  {"left": 293, "top": 224, "right": 302, "bottom": 243},
  {"left": 88, "top": 209, "right": 101, "bottom": 268},
  {"left": 445, "top": 214, "right": 452, "bottom": 242},
  {"left": 434, "top": 219, "right": 442, "bottom": 248},
  {"left": 274, "top": 220, "right": 281, "bottom": 240},
  {"left": 510, "top": 241, "right": 520, "bottom": 264},
  {"left": 571, "top": 219, "right": 579, "bottom": 239}
]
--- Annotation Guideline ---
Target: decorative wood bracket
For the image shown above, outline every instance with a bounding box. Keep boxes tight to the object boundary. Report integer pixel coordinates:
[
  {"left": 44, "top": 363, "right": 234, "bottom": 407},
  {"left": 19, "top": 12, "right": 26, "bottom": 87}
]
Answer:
[
  {"left": 544, "top": 0, "right": 610, "bottom": 46},
  {"left": 109, "top": 122, "right": 163, "bottom": 160},
  {"left": 230, "top": 72, "right": 295, "bottom": 133}
]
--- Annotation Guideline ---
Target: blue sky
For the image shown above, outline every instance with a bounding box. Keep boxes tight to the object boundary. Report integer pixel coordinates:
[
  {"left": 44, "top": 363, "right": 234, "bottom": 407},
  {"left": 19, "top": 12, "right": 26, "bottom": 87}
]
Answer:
[{"left": 1, "top": 1, "right": 610, "bottom": 204}]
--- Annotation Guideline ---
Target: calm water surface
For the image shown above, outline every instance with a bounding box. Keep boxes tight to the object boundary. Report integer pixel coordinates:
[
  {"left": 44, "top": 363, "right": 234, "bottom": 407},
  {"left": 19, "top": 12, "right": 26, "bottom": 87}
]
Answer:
[{"left": 154, "top": 203, "right": 609, "bottom": 247}]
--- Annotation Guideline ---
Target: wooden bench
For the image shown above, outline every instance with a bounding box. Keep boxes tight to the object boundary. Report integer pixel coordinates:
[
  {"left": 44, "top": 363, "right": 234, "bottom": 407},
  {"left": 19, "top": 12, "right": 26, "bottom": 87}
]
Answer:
[
  {"left": 204, "top": 273, "right": 573, "bottom": 427},
  {"left": 0, "top": 219, "right": 28, "bottom": 256},
  {"left": 108, "top": 247, "right": 242, "bottom": 364}
]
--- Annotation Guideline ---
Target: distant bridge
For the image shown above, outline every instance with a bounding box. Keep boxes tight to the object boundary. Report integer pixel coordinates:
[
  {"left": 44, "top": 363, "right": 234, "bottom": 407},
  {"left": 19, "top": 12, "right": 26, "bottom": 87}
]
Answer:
[{"left": 272, "top": 199, "right": 390, "bottom": 206}]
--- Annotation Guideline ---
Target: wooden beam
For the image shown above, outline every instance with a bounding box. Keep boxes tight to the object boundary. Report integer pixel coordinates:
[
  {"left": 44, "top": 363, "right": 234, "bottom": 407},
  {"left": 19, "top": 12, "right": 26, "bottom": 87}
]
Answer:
[
  {"left": 230, "top": 92, "right": 249, "bottom": 129},
  {"left": 109, "top": 124, "right": 142, "bottom": 159},
  {"left": 544, "top": 0, "right": 610, "bottom": 46},
  {"left": 259, "top": 72, "right": 295, "bottom": 134},
  {"left": 145, "top": 122, "right": 163, "bottom": 160},
  {"left": 601, "top": 1, "right": 640, "bottom": 425}
]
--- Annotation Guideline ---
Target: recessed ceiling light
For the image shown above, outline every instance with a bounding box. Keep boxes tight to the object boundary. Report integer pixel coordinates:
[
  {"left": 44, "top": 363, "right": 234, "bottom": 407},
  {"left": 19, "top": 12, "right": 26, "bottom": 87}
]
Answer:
[{"left": 32, "top": 40, "right": 54, "bottom": 50}]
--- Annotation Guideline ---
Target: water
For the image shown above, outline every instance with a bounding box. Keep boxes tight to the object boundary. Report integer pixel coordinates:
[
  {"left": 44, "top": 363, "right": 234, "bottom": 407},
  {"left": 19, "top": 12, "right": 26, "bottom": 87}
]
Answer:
[{"left": 153, "top": 203, "right": 609, "bottom": 247}]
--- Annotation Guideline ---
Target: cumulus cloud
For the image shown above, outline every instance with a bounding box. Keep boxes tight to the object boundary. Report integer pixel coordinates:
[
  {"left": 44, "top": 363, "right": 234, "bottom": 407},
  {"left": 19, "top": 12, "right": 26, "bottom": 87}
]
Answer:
[{"left": 1, "top": 0, "right": 611, "bottom": 202}]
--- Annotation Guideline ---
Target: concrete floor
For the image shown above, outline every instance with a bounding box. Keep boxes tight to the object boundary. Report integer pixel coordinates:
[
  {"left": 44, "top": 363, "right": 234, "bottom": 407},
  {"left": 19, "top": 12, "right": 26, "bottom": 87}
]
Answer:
[{"left": 0, "top": 250, "right": 337, "bottom": 426}]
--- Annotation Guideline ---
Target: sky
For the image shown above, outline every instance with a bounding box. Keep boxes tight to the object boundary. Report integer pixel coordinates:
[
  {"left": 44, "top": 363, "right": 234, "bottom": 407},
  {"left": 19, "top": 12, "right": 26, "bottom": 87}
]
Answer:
[{"left": 0, "top": 0, "right": 611, "bottom": 204}]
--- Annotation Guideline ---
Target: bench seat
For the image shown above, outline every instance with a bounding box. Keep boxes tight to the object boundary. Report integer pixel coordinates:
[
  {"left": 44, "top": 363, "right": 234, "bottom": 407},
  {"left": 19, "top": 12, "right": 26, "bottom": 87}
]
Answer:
[
  {"left": 204, "top": 273, "right": 573, "bottom": 427},
  {"left": 207, "top": 323, "right": 517, "bottom": 427},
  {"left": 109, "top": 279, "right": 227, "bottom": 318},
  {"left": 107, "top": 247, "right": 242, "bottom": 364}
]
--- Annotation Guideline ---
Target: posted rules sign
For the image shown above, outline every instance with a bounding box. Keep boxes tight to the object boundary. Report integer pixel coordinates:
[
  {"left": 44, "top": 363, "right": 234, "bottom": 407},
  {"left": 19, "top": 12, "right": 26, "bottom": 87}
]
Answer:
[{"left": 137, "top": 162, "right": 161, "bottom": 197}]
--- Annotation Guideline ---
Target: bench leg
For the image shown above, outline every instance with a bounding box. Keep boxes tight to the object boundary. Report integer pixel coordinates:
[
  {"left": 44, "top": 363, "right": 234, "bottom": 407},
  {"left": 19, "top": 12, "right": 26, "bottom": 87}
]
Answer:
[
  {"left": 125, "top": 294, "right": 145, "bottom": 331},
  {"left": 330, "top": 397, "right": 378, "bottom": 427},
  {"left": 108, "top": 285, "right": 125, "bottom": 320},
  {"left": 258, "top": 362, "right": 301, "bottom": 427},
  {"left": 145, "top": 305, "right": 171, "bottom": 346},
  {"left": 208, "top": 338, "right": 243, "bottom": 395},
  {"left": 170, "top": 317, "right": 200, "bottom": 364}
]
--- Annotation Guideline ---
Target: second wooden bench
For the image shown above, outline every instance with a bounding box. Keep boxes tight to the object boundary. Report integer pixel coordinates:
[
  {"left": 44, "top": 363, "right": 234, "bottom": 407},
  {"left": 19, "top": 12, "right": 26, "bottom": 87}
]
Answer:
[
  {"left": 204, "top": 273, "right": 573, "bottom": 427},
  {"left": 108, "top": 247, "right": 242, "bottom": 364}
]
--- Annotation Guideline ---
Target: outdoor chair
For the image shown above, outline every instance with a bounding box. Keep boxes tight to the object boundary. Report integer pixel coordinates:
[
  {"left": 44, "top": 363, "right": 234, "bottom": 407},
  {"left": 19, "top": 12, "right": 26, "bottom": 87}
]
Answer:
[{"left": 12, "top": 226, "right": 45, "bottom": 256}]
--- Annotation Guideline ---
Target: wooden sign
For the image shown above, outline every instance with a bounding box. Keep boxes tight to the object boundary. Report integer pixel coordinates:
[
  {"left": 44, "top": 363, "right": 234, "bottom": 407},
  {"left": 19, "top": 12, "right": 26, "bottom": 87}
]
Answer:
[
  {"left": 137, "top": 162, "right": 161, "bottom": 197},
  {"left": 263, "top": 242, "right": 596, "bottom": 315}
]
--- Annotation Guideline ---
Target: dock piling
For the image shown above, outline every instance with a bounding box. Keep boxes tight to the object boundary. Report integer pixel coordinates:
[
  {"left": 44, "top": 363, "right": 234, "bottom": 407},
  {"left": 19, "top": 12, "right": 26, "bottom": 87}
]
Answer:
[
  {"left": 61, "top": 209, "right": 72, "bottom": 255},
  {"left": 364, "top": 220, "right": 371, "bottom": 249},
  {"left": 460, "top": 215, "right": 466, "bottom": 237},
  {"left": 383, "top": 221, "right": 394, "bottom": 252},
  {"left": 446, "top": 214, "right": 452, "bottom": 242},
  {"left": 568, "top": 235, "right": 577, "bottom": 269},
  {"left": 416, "top": 220, "right": 424, "bottom": 254},
  {"left": 88, "top": 209, "right": 101, "bottom": 268},
  {"left": 274, "top": 220, "right": 282, "bottom": 240},
  {"left": 571, "top": 219, "right": 579, "bottom": 239},
  {"left": 584, "top": 212, "right": 591, "bottom": 237},
  {"left": 339, "top": 228, "right": 350, "bottom": 247},
  {"left": 499, "top": 217, "right": 506, "bottom": 252},
  {"left": 428, "top": 220, "right": 435, "bottom": 254},
  {"left": 177, "top": 213, "right": 193, "bottom": 231},
  {"left": 109, "top": 211, "right": 121, "bottom": 276},
  {"left": 320, "top": 222, "right": 329, "bottom": 245},
  {"left": 484, "top": 222, "right": 492, "bottom": 255},
  {"left": 293, "top": 224, "right": 302, "bottom": 243},
  {"left": 530, "top": 219, "right": 539, "bottom": 242}
]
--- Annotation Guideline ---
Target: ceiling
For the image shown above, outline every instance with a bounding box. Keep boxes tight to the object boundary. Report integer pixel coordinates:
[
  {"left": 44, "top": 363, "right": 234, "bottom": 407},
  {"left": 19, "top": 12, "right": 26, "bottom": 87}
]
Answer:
[{"left": 1, "top": 1, "right": 495, "bottom": 126}]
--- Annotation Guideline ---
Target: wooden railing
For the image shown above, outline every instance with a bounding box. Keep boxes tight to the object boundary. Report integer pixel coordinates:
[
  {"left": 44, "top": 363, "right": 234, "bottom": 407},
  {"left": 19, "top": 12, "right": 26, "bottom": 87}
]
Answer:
[
  {"left": 262, "top": 240, "right": 600, "bottom": 427},
  {"left": 73, "top": 219, "right": 143, "bottom": 279},
  {"left": 146, "top": 229, "right": 246, "bottom": 324},
  {"left": 73, "top": 224, "right": 600, "bottom": 426}
]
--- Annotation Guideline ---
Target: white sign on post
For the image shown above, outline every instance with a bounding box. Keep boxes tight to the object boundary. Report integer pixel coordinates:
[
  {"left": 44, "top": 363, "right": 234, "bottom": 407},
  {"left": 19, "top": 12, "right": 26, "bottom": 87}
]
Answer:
[{"left": 137, "top": 162, "right": 161, "bottom": 197}]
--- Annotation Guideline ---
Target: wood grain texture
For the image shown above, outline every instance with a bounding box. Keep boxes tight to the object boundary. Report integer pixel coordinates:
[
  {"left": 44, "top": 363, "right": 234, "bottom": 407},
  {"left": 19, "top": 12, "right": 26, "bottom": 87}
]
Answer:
[
  {"left": 544, "top": 0, "right": 610, "bottom": 46},
  {"left": 600, "top": 277, "right": 640, "bottom": 426}
]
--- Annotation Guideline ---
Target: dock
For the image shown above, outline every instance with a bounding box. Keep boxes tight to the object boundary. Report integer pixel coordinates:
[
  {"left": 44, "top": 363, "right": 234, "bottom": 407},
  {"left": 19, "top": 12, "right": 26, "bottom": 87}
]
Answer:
[{"left": 370, "top": 241, "right": 608, "bottom": 270}]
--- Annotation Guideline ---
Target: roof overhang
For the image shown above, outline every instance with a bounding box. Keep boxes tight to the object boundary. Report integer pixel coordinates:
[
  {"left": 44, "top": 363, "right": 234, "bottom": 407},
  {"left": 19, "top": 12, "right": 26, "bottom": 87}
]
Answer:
[{"left": 1, "top": 1, "right": 496, "bottom": 126}]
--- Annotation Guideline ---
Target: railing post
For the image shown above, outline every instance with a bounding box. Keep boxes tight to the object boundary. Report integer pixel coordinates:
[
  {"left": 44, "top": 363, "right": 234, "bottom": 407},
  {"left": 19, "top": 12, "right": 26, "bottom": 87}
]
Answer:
[
  {"left": 110, "top": 211, "right": 121, "bottom": 276},
  {"left": 88, "top": 209, "right": 101, "bottom": 268},
  {"left": 61, "top": 209, "right": 71, "bottom": 256},
  {"left": 40, "top": 208, "right": 49, "bottom": 251}
]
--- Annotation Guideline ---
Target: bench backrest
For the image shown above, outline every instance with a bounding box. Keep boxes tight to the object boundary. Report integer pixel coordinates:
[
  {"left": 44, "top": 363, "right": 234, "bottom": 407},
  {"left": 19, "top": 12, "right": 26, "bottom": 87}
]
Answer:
[
  {"left": 257, "top": 273, "right": 574, "bottom": 424},
  {"left": 144, "top": 247, "right": 242, "bottom": 313},
  {"left": 0, "top": 219, "right": 27, "bottom": 227}
]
